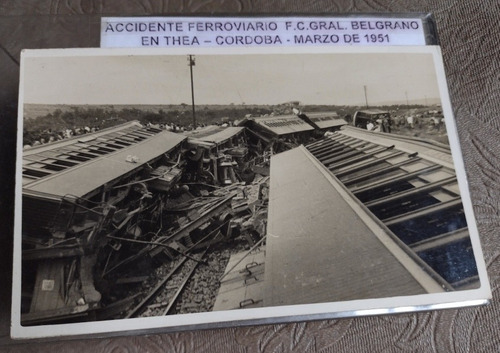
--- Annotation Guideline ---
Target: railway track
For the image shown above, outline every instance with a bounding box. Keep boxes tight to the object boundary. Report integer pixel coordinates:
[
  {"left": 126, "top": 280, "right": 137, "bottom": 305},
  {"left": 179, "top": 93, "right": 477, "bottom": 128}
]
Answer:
[
  {"left": 126, "top": 249, "right": 208, "bottom": 318},
  {"left": 306, "top": 128, "right": 478, "bottom": 290}
]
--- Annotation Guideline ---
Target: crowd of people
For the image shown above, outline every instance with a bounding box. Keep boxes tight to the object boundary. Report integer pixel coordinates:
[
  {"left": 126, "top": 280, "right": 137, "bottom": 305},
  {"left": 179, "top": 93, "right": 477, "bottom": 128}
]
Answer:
[
  {"left": 23, "top": 126, "right": 101, "bottom": 149},
  {"left": 391, "top": 115, "right": 444, "bottom": 130},
  {"left": 146, "top": 120, "right": 236, "bottom": 131},
  {"left": 23, "top": 120, "right": 239, "bottom": 150},
  {"left": 365, "top": 116, "right": 392, "bottom": 133}
]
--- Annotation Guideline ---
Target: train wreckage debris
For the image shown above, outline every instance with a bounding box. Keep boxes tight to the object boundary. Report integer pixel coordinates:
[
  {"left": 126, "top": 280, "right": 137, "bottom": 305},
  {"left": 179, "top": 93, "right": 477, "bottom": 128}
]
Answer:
[
  {"left": 21, "top": 108, "right": 474, "bottom": 324},
  {"left": 21, "top": 119, "right": 283, "bottom": 324}
]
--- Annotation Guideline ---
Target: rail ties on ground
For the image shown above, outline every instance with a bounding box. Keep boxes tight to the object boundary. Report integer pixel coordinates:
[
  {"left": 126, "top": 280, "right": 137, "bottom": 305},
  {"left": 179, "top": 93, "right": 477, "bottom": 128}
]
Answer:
[{"left": 126, "top": 249, "right": 209, "bottom": 318}]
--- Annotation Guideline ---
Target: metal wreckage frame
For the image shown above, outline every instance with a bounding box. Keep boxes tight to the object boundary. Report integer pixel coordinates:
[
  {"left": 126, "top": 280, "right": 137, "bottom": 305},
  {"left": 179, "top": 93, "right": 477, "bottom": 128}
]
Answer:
[{"left": 19, "top": 110, "right": 478, "bottom": 326}]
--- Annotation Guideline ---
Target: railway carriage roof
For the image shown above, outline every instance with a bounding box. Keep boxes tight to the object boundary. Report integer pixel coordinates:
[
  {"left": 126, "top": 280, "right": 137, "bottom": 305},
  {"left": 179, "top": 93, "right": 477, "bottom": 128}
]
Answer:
[
  {"left": 265, "top": 145, "right": 433, "bottom": 306},
  {"left": 356, "top": 109, "right": 390, "bottom": 115},
  {"left": 264, "top": 126, "right": 469, "bottom": 305},
  {"left": 184, "top": 126, "right": 244, "bottom": 145},
  {"left": 305, "top": 112, "right": 347, "bottom": 129},
  {"left": 23, "top": 121, "right": 186, "bottom": 199},
  {"left": 252, "top": 115, "right": 315, "bottom": 135}
]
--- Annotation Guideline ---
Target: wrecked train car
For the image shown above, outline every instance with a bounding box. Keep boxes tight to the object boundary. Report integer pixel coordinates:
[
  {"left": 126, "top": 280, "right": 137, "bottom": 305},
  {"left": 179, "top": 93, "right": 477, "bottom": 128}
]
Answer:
[
  {"left": 215, "top": 125, "right": 477, "bottom": 310},
  {"left": 263, "top": 126, "right": 478, "bottom": 307},
  {"left": 238, "top": 112, "right": 346, "bottom": 153},
  {"left": 303, "top": 111, "right": 347, "bottom": 131},
  {"left": 352, "top": 109, "right": 392, "bottom": 132},
  {"left": 21, "top": 121, "right": 187, "bottom": 325},
  {"left": 183, "top": 125, "right": 257, "bottom": 185},
  {"left": 238, "top": 114, "right": 315, "bottom": 149}
]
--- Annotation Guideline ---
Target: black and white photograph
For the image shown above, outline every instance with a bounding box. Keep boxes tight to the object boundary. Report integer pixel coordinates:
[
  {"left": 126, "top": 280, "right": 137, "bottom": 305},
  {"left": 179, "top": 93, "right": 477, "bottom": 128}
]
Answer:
[{"left": 12, "top": 46, "right": 490, "bottom": 339}]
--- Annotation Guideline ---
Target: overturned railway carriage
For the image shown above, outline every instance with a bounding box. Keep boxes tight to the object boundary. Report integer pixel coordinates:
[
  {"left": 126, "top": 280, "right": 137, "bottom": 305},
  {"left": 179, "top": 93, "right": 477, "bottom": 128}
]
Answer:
[
  {"left": 352, "top": 109, "right": 392, "bottom": 133},
  {"left": 238, "top": 114, "right": 315, "bottom": 148},
  {"left": 265, "top": 126, "right": 477, "bottom": 306},
  {"left": 21, "top": 121, "right": 187, "bottom": 325},
  {"left": 183, "top": 126, "right": 249, "bottom": 185},
  {"left": 239, "top": 112, "right": 346, "bottom": 151},
  {"left": 300, "top": 111, "right": 347, "bottom": 131}
]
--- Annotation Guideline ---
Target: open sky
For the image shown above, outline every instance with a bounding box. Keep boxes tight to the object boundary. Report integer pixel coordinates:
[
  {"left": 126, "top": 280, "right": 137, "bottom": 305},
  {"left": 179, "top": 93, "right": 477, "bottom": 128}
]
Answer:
[{"left": 22, "top": 51, "right": 441, "bottom": 106}]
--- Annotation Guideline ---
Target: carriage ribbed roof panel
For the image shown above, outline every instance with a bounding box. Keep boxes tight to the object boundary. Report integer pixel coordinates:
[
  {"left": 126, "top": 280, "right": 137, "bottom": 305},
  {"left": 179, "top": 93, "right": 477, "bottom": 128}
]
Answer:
[
  {"left": 264, "top": 146, "right": 432, "bottom": 307},
  {"left": 23, "top": 121, "right": 186, "bottom": 199},
  {"left": 184, "top": 126, "right": 244, "bottom": 145},
  {"left": 253, "top": 115, "right": 314, "bottom": 136}
]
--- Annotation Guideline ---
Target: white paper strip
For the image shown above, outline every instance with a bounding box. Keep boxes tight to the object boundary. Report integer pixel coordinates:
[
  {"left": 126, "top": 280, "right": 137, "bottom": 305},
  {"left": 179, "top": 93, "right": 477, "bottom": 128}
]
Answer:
[{"left": 101, "top": 17, "right": 427, "bottom": 48}]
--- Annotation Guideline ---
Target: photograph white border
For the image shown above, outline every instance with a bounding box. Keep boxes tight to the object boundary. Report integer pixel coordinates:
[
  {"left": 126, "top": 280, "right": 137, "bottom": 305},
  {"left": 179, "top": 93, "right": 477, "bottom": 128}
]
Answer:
[{"left": 12, "top": 45, "right": 491, "bottom": 340}]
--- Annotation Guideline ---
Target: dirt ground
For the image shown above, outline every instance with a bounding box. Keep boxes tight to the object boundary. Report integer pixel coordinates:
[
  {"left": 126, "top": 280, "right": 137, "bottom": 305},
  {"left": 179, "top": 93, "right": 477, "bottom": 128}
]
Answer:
[{"left": 391, "top": 123, "right": 449, "bottom": 145}]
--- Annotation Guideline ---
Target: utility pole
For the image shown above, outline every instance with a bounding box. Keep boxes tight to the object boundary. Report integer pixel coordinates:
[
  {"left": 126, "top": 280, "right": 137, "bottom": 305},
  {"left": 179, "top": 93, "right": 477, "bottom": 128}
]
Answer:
[
  {"left": 405, "top": 90, "right": 409, "bottom": 108},
  {"left": 188, "top": 55, "right": 196, "bottom": 128},
  {"left": 363, "top": 85, "right": 369, "bottom": 108}
]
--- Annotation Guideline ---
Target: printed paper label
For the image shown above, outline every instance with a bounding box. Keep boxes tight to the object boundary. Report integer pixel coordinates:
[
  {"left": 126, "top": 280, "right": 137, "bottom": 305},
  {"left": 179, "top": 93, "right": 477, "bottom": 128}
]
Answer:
[{"left": 101, "top": 17, "right": 427, "bottom": 48}]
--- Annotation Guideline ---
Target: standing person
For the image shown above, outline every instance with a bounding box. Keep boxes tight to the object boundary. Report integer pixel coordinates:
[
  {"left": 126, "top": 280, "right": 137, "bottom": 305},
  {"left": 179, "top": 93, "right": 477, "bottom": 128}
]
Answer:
[
  {"left": 382, "top": 117, "right": 391, "bottom": 133},
  {"left": 406, "top": 116, "right": 414, "bottom": 129}
]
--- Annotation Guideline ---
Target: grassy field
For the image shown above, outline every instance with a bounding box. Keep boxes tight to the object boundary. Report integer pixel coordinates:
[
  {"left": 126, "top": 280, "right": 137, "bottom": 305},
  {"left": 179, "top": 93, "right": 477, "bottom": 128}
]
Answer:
[
  {"left": 22, "top": 103, "right": 351, "bottom": 133},
  {"left": 23, "top": 104, "right": 277, "bottom": 121},
  {"left": 22, "top": 103, "right": 447, "bottom": 146}
]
